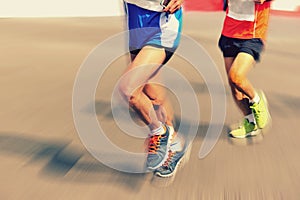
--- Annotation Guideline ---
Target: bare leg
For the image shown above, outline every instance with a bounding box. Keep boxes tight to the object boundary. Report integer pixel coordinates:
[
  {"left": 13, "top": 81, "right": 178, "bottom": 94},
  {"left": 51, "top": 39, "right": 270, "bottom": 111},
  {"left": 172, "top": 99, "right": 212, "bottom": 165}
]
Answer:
[
  {"left": 118, "top": 46, "right": 167, "bottom": 131},
  {"left": 225, "top": 52, "right": 256, "bottom": 116},
  {"left": 143, "top": 83, "right": 174, "bottom": 127}
]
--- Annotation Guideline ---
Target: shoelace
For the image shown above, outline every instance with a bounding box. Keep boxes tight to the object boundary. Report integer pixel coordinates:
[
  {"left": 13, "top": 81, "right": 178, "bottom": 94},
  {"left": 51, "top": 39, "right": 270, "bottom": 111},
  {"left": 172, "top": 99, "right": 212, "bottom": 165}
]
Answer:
[
  {"left": 148, "top": 134, "right": 164, "bottom": 154},
  {"left": 162, "top": 150, "right": 175, "bottom": 167},
  {"left": 250, "top": 104, "right": 261, "bottom": 114}
]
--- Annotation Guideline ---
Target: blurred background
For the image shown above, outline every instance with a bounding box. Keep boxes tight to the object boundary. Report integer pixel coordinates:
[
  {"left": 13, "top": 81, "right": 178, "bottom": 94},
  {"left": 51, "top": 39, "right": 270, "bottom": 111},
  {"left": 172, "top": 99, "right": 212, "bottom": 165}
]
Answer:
[
  {"left": 0, "top": 0, "right": 299, "bottom": 17},
  {"left": 1, "top": 0, "right": 300, "bottom": 199}
]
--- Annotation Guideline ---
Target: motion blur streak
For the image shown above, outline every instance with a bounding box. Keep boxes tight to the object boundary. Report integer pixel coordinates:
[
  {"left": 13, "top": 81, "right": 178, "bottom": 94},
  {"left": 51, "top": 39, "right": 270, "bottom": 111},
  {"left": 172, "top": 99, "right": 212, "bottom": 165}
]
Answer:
[{"left": 0, "top": 12, "right": 299, "bottom": 199}]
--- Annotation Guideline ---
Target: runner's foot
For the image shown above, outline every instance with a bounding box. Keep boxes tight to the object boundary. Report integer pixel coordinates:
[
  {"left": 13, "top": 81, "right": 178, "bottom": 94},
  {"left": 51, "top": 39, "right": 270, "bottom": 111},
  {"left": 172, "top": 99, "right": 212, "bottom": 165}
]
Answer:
[
  {"left": 229, "top": 118, "right": 260, "bottom": 138},
  {"left": 154, "top": 136, "right": 191, "bottom": 177},
  {"left": 146, "top": 124, "right": 174, "bottom": 170},
  {"left": 250, "top": 90, "right": 271, "bottom": 129}
]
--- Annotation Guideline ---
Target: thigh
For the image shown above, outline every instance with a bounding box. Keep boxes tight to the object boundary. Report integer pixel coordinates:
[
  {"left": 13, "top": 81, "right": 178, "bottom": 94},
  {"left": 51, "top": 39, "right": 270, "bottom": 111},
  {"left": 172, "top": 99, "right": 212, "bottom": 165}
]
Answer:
[
  {"left": 229, "top": 52, "right": 255, "bottom": 78},
  {"left": 224, "top": 57, "right": 235, "bottom": 74},
  {"left": 120, "top": 46, "right": 166, "bottom": 95}
]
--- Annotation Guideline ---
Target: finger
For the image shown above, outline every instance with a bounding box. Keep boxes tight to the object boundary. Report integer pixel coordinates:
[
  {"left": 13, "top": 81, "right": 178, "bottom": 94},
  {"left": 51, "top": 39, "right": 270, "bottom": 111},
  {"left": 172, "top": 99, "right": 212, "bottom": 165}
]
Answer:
[
  {"left": 165, "top": 0, "right": 181, "bottom": 13},
  {"left": 168, "top": 5, "right": 179, "bottom": 14},
  {"left": 163, "top": 0, "right": 173, "bottom": 12},
  {"left": 163, "top": 0, "right": 177, "bottom": 12}
]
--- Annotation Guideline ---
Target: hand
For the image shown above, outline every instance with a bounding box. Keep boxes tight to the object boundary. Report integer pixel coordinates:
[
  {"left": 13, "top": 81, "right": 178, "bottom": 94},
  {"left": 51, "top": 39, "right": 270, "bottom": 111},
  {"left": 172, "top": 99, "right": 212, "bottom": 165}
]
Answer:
[
  {"left": 254, "top": 0, "right": 266, "bottom": 4},
  {"left": 163, "top": 0, "right": 183, "bottom": 14}
]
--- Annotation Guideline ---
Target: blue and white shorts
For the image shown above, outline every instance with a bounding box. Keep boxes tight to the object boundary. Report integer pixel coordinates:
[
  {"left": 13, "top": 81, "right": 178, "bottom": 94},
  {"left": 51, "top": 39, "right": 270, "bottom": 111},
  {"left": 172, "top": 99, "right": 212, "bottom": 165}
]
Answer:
[{"left": 125, "top": 3, "right": 182, "bottom": 61}]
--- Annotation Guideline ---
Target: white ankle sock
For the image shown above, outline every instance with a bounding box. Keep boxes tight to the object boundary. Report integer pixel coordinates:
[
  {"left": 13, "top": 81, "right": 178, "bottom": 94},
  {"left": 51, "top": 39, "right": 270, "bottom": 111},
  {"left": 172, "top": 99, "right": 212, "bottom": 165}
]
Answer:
[
  {"left": 250, "top": 92, "right": 260, "bottom": 104},
  {"left": 245, "top": 113, "right": 256, "bottom": 124},
  {"left": 150, "top": 122, "right": 164, "bottom": 135}
]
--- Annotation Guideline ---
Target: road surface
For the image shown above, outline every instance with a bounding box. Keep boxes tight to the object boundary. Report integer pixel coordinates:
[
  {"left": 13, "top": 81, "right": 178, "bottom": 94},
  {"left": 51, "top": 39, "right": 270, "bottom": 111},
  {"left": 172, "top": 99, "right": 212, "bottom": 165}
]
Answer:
[{"left": 0, "top": 12, "right": 299, "bottom": 200}]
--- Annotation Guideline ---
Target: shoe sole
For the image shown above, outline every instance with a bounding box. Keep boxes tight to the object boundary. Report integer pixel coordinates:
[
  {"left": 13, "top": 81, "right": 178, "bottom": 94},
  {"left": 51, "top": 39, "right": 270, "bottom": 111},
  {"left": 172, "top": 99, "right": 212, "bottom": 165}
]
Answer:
[
  {"left": 154, "top": 143, "right": 192, "bottom": 178},
  {"left": 147, "top": 125, "right": 175, "bottom": 170}
]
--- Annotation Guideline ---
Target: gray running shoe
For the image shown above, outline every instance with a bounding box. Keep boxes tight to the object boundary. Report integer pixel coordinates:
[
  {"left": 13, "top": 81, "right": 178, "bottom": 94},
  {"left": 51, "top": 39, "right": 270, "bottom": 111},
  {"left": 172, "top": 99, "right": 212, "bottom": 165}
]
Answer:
[
  {"left": 146, "top": 124, "right": 174, "bottom": 170},
  {"left": 154, "top": 140, "right": 191, "bottom": 178}
]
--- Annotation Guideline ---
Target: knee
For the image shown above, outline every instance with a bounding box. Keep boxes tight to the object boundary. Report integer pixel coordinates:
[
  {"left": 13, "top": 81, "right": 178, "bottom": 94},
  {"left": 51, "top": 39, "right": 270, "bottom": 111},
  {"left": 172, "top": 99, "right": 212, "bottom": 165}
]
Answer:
[
  {"left": 118, "top": 83, "right": 139, "bottom": 107},
  {"left": 228, "top": 69, "right": 244, "bottom": 87}
]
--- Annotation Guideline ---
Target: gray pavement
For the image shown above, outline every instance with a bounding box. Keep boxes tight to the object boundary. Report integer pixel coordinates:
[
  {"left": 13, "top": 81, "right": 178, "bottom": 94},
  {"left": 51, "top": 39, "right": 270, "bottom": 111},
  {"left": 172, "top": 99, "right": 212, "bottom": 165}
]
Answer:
[{"left": 0, "top": 12, "right": 300, "bottom": 200}]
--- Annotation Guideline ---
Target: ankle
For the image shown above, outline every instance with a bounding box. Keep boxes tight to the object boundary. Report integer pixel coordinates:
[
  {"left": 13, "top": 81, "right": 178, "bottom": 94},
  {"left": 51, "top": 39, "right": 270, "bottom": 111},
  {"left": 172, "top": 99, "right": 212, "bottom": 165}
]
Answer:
[
  {"left": 245, "top": 113, "right": 256, "bottom": 124},
  {"left": 250, "top": 92, "right": 260, "bottom": 104}
]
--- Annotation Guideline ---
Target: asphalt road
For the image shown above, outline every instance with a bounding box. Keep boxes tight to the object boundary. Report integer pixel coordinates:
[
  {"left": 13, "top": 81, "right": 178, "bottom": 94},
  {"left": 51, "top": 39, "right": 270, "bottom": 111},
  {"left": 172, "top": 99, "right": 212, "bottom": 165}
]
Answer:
[{"left": 0, "top": 12, "right": 300, "bottom": 200}]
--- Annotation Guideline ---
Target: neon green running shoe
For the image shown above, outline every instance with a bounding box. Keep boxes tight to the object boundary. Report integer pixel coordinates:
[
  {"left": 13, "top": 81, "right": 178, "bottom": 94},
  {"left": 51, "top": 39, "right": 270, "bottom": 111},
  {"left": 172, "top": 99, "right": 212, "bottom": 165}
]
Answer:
[
  {"left": 229, "top": 119, "right": 260, "bottom": 138},
  {"left": 250, "top": 90, "right": 271, "bottom": 129}
]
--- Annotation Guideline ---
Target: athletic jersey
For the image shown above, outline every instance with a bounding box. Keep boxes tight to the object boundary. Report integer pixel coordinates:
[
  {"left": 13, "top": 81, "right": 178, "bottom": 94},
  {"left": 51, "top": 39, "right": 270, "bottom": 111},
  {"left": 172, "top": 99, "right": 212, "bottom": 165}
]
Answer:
[
  {"left": 123, "top": 0, "right": 163, "bottom": 12},
  {"left": 221, "top": 1, "right": 271, "bottom": 41}
]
